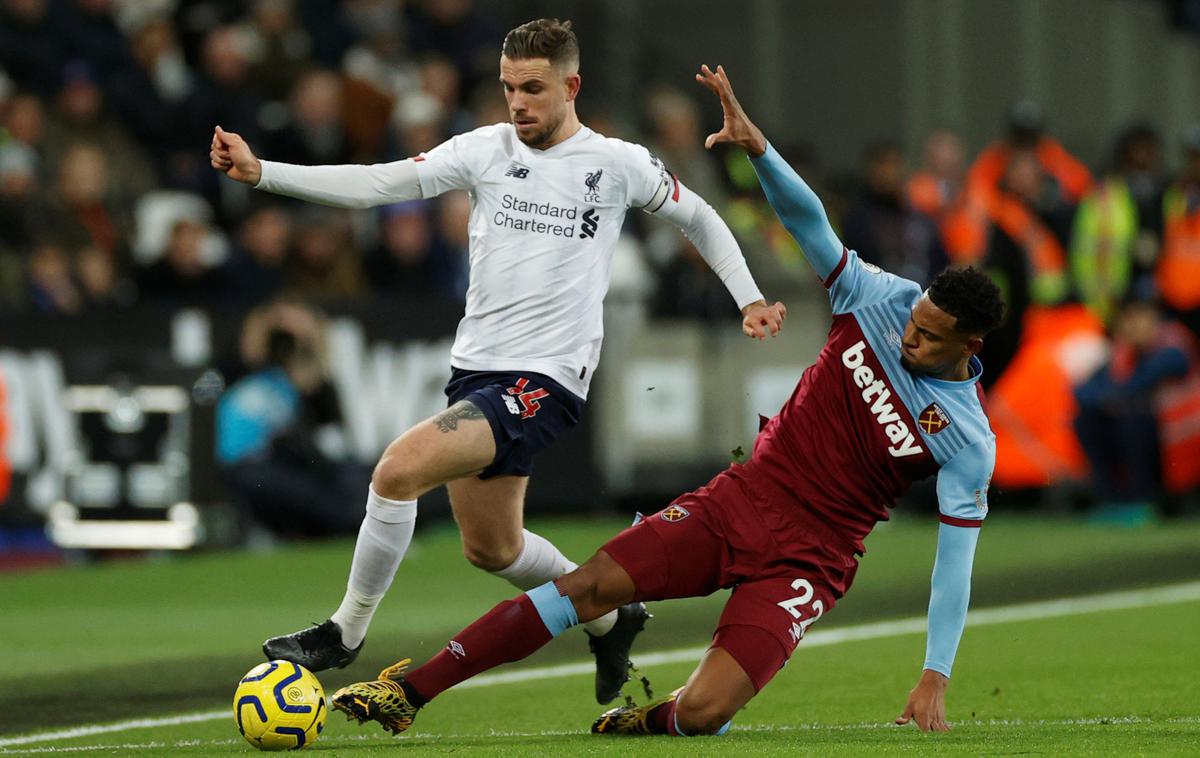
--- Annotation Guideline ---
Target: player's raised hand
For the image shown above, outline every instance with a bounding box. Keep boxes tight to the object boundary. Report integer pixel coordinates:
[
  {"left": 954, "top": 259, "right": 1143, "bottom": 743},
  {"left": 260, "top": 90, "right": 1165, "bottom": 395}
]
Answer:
[
  {"left": 210, "top": 125, "right": 262, "bottom": 185},
  {"left": 741, "top": 299, "right": 788, "bottom": 340},
  {"left": 895, "top": 670, "right": 952, "bottom": 733},
  {"left": 695, "top": 64, "right": 767, "bottom": 157}
]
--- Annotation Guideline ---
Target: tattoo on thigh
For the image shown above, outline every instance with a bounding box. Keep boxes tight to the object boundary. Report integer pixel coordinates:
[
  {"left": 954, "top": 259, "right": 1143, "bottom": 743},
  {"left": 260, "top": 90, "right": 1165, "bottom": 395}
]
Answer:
[{"left": 435, "top": 401, "right": 486, "bottom": 433}]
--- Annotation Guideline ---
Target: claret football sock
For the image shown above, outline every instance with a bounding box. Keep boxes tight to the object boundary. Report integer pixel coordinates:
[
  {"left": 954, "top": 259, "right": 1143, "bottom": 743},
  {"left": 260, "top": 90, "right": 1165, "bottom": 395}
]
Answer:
[
  {"left": 650, "top": 697, "right": 678, "bottom": 734},
  {"left": 489, "top": 529, "right": 617, "bottom": 637},
  {"left": 648, "top": 697, "right": 731, "bottom": 737},
  {"left": 330, "top": 487, "right": 417, "bottom": 648},
  {"left": 398, "top": 678, "right": 429, "bottom": 709},
  {"left": 406, "top": 584, "right": 575, "bottom": 700}
]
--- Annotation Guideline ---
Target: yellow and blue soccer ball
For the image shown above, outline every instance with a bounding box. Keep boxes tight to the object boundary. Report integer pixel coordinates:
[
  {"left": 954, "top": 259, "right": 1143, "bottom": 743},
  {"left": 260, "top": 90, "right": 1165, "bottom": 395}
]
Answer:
[{"left": 233, "top": 661, "right": 326, "bottom": 750}]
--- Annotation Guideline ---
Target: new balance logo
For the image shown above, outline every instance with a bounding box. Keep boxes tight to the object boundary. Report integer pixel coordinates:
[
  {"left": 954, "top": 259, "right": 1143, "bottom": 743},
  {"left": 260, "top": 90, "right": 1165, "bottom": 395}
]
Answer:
[
  {"left": 505, "top": 164, "right": 530, "bottom": 179},
  {"left": 580, "top": 208, "right": 599, "bottom": 239}
]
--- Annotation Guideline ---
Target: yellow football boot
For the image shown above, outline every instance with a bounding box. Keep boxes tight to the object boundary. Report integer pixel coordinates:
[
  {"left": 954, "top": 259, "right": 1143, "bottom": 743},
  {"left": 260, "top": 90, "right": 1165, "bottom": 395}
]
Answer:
[{"left": 330, "top": 658, "right": 420, "bottom": 736}]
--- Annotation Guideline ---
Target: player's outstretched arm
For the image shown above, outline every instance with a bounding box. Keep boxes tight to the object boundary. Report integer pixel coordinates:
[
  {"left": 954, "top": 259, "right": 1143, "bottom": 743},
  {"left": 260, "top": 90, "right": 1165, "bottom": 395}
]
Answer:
[
  {"left": 896, "top": 520, "right": 981, "bottom": 732},
  {"left": 646, "top": 182, "right": 787, "bottom": 339},
  {"left": 209, "top": 125, "right": 423, "bottom": 209},
  {"left": 695, "top": 65, "right": 843, "bottom": 281},
  {"left": 658, "top": 190, "right": 787, "bottom": 337}
]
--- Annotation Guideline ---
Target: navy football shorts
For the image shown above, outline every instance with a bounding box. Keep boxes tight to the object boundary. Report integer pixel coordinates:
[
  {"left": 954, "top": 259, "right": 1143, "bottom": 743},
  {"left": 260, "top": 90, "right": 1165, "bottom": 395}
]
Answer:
[{"left": 443, "top": 368, "right": 585, "bottom": 479}]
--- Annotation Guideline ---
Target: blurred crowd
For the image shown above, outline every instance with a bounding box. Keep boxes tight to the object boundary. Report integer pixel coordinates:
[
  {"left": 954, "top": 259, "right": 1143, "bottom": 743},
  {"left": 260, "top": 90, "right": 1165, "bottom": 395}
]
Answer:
[
  {"left": 0, "top": 0, "right": 499, "bottom": 314},
  {"left": 3, "top": 0, "right": 1200, "bottom": 526},
  {"left": 2, "top": 1, "right": 1199, "bottom": 332}
]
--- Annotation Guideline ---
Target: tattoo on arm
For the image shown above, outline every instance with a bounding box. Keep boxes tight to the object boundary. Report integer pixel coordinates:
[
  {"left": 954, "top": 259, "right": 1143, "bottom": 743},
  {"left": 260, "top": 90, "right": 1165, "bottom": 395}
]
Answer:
[{"left": 434, "top": 401, "right": 487, "bottom": 433}]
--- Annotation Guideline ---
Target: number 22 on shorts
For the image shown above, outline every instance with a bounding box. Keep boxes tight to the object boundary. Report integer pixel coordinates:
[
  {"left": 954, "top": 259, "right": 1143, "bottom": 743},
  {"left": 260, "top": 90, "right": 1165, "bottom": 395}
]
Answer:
[{"left": 777, "top": 578, "right": 825, "bottom": 643}]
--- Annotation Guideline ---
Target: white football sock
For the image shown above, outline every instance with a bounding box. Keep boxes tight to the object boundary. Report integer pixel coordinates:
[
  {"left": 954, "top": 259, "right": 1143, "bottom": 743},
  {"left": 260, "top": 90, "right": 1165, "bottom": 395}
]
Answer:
[
  {"left": 330, "top": 486, "right": 417, "bottom": 649},
  {"left": 491, "top": 528, "right": 618, "bottom": 637}
]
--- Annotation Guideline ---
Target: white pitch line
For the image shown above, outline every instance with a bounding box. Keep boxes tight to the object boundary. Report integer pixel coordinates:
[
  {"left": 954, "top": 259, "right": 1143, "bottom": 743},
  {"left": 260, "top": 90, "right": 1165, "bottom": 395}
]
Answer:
[
  {"left": 2, "top": 580, "right": 1197, "bottom": 749},
  {"left": 2, "top": 714, "right": 1200, "bottom": 753},
  {"left": 0, "top": 714, "right": 228, "bottom": 749},
  {"left": 3, "top": 717, "right": 1200, "bottom": 753}
]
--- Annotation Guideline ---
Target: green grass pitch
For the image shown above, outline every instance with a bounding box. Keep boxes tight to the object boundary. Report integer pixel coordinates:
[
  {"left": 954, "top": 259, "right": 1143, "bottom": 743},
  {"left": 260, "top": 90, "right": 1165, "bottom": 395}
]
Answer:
[{"left": 2, "top": 514, "right": 1198, "bottom": 755}]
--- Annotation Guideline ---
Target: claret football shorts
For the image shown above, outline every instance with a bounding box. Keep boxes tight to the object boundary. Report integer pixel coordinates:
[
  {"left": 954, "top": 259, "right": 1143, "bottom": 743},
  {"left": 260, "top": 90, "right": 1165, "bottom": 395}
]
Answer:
[
  {"left": 444, "top": 368, "right": 584, "bottom": 479},
  {"left": 602, "top": 468, "right": 860, "bottom": 691}
]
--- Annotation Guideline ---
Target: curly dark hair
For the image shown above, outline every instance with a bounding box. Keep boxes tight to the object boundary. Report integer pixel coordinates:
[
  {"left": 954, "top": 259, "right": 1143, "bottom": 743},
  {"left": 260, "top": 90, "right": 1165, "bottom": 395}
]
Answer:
[
  {"left": 927, "top": 266, "right": 1006, "bottom": 336},
  {"left": 502, "top": 19, "right": 579, "bottom": 69}
]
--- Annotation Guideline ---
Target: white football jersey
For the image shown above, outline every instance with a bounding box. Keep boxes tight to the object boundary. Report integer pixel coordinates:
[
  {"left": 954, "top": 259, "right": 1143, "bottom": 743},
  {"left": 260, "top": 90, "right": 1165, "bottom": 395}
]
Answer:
[{"left": 415, "top": 123, "right": 695, "bottom": 399}]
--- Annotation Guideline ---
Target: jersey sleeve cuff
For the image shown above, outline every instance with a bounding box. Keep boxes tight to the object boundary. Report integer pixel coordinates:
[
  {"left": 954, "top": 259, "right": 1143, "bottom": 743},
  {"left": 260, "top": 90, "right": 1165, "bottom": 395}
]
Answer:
[
  {"left": 723, "top": 263, "right": 765, "bottom": 310},
  {"left": 822, "top": 246, "right": 849, "bottom": 288},
  {"left": 922, "top": 662, "right": 952, "bottom": 678},
  {"left": 255, "top": 160, "right": 275, "bottom": 190},
  {"left": 939, "top": 514, "right": 983, "bottom": 528},
  {"left": 749, "top": 141, "right": 779, "bottom": 166}
]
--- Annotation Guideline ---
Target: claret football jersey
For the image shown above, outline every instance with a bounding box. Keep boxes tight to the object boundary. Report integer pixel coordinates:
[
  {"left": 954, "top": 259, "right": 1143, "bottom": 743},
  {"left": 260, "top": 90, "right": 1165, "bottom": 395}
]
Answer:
[
  {"left": 743, "top": 247, "right": 996, "bottom": 553},
  {"left": 414, "top": 123, "right": 683, "bottom": 400}
]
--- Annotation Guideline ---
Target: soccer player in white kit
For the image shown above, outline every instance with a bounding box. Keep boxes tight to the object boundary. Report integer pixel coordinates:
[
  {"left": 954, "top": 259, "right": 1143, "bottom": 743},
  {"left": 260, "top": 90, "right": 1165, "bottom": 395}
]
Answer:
[{"left": 210, "top": 18, "right": 787, "bottom": 705}]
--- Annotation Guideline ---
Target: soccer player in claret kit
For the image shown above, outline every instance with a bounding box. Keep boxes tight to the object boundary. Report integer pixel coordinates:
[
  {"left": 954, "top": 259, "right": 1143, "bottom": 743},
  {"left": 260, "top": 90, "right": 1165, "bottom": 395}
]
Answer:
[
  {"left": 323, "top": 63, "right": 1005, "bottom": 738},
  {"left": 209, "top": 20, "right": 786, "bottom": 705}
]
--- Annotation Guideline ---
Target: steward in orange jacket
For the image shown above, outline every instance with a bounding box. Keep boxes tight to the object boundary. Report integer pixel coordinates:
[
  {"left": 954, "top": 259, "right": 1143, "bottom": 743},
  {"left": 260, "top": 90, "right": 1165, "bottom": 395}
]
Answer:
[
  {"left": 1156, "top": 127, "right": 1200, "bottom": 334},
  {"left": 943, "top": 102, "right": 1091, "bottom": 306}
]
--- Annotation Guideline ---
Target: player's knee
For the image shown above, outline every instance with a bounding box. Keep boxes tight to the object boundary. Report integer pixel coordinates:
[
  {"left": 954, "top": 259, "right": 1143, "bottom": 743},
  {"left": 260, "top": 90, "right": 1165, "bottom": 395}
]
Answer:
[
  {"left": 590, "top": 577, "right": 630, "bottom": 610},
  {"left": 461, "top": 538, "right": 521, "bottom": 573},
  {"left": 371, "top": 450, "right": 424, "bottom": 501},
  {"left": 559, "top": 563, "right": 633, "bottom": 623},
  {"left": 674, "top": 689, "right": 736, "bottom": 735}
]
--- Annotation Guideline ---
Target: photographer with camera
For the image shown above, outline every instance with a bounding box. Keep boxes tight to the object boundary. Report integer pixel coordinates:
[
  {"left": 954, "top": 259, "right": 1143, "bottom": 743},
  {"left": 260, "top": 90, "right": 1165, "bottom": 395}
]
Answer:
[{"left": 216, "top": 300, "right": 368, "bottom": 538}]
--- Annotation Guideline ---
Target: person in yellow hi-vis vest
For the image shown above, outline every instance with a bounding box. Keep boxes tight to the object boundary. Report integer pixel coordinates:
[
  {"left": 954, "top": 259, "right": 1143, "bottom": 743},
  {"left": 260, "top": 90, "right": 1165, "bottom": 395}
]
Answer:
[
  {"left": 1157, "top": 126, "right": 1200, "bottom": 337},
  {"left": 1071, "top": 125, "right": 1165, "bottom": 324}
]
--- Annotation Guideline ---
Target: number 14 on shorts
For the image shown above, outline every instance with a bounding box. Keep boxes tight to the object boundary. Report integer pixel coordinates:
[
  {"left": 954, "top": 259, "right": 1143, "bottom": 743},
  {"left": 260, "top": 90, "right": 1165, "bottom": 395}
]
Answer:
[{"left": 778, "top": 578, "right": 825, "bottom": 644}]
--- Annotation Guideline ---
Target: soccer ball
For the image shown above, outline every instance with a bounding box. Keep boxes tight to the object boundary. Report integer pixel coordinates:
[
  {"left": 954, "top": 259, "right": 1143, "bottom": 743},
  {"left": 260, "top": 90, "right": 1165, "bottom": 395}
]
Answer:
[{"left": 233, "top": 660, "right": 327, "bottom": 750}]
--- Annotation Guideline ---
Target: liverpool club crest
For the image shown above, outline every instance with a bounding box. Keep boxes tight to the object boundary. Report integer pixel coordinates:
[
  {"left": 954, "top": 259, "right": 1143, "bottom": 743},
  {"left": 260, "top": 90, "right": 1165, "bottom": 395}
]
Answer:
[{"left": 584, "top": 169, "right": 602, "bottom": 202}]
